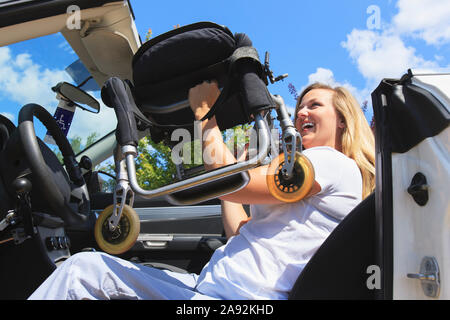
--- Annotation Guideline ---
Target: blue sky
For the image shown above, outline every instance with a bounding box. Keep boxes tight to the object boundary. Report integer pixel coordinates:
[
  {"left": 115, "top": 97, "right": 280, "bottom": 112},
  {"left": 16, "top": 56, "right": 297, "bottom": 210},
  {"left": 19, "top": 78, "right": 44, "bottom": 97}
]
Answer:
[
  {"left": 0, "top": 0, "right": 449, "bottom": 144},
  {"left": 129, "top": 0, "right": 449, "bottom": 109}
]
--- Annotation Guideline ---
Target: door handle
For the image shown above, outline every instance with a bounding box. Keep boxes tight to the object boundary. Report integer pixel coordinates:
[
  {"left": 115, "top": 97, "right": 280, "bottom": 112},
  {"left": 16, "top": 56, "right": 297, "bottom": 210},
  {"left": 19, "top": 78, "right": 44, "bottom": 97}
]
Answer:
[{"left": 137, "top": 234, "right": 173, "bottom": 248}]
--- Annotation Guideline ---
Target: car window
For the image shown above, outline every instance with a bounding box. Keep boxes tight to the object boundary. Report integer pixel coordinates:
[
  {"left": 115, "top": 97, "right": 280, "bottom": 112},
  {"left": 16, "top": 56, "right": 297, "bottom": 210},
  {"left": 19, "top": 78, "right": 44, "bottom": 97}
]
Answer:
[
  {"left": 0, "top": 32, "right": 117, "bottom": 158},
  {"left": 95, "top": 155, "right": 116, "bottom": 193}
]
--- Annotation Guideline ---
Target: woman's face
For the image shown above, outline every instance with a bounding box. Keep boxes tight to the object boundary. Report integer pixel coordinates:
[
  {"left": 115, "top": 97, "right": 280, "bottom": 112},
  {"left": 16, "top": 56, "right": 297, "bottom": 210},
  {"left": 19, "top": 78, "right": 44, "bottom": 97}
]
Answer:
[{"left": 295, "top": 88, "right": 344, "bottom": 151}]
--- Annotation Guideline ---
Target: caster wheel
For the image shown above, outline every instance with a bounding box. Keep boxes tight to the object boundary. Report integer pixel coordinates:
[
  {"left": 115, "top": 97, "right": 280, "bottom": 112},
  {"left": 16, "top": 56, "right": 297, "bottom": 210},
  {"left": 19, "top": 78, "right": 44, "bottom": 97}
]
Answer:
[
  {"left": 266, "top": 151, "right": 315, "bottom": 203},
  {"left": 94, "top": 204, "right": 140, "bottom": 255}
]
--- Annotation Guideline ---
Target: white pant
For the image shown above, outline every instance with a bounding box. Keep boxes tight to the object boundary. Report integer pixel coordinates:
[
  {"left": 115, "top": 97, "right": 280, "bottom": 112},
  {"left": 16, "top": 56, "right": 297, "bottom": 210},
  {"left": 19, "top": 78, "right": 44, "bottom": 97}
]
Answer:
[{"left": 28, "top": 252, "right": 218, "bottom": 300}]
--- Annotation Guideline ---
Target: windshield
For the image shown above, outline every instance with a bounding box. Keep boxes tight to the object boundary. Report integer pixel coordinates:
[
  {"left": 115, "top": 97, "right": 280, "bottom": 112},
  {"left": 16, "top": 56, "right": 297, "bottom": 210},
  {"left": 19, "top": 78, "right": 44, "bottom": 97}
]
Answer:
[{"left": 0, "top": 32, "right": 117, "bottom": 154}]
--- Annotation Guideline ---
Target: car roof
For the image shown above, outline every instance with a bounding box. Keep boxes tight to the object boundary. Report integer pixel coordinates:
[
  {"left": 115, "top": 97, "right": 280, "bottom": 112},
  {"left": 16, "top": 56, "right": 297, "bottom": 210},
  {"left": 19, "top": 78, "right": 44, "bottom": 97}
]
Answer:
[
  {"left": 0, "top": 0, "right": 141, "bottom": 92},
  {"left": 0, "top": 0, "right": 131, "bottom": 28}
]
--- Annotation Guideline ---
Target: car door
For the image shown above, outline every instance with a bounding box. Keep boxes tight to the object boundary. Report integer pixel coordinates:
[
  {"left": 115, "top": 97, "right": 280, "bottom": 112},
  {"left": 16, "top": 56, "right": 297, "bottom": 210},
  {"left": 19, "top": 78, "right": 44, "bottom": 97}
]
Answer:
[
  {"left": 372, "top": 69, "right": 450, "bottom": 299},
  {"left": 125, "top": 195, "right": 227, "bottom": 274}
]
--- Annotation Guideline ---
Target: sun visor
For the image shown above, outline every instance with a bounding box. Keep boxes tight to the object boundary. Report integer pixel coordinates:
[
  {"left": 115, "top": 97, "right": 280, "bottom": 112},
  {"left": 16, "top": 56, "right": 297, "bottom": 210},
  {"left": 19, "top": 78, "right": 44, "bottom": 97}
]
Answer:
[{"left": 81, "top": 29, "right": 134, "bottom": 82}]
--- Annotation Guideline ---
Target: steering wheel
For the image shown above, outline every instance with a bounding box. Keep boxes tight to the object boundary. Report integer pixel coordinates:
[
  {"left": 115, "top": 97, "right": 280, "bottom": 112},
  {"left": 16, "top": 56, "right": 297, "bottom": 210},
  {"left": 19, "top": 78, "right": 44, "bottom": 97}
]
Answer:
[{"left": 18, "top": 103, "right": 90, "bottom": 228}]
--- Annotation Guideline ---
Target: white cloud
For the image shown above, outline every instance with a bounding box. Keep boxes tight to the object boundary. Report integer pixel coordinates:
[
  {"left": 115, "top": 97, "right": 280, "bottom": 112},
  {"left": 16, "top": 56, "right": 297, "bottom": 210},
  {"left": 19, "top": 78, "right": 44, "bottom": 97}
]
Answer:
[
  {"left": 58, "top": 41, "right": 76, "bottom": 55},
  {"left": 301, "top": 67, "right": 370, "bottom": 106},
  {"left": 14, "top": 53, "right": 33, "bottom": 69},
  {"left": 393, "top": 0, "right": 450, "bottom": 46},
  {"left": 0, "top": 112, "right": 14, "bottom": 121},
  {"left": 306, "top": 67, "right": 336, "bottom": 86},
  {"left": 338, "top": 0, "right": 449, "bottom": 119},
  {"left": 0, "top": 47, "right": 10, "bottom": 65},
  {"left": 341, "top": 29, "right": 439, "bottom": 84},
  {"left": 0, "top": 46, "right": 72, "bottom": 108}
]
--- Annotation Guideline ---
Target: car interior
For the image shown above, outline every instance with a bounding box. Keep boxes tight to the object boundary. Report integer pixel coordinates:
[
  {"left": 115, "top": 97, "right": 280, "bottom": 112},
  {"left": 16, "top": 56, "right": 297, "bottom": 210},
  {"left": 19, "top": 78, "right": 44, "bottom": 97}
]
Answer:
[{"left": 0, "top": 0, "right": 448, "bottom": 300}]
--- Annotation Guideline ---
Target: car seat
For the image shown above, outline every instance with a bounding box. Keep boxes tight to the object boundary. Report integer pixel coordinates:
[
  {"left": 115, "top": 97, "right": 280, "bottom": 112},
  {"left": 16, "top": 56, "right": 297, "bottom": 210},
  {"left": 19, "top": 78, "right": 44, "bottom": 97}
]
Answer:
[{"left": 289, "top": 193, "right": 376, "bottom": 299}]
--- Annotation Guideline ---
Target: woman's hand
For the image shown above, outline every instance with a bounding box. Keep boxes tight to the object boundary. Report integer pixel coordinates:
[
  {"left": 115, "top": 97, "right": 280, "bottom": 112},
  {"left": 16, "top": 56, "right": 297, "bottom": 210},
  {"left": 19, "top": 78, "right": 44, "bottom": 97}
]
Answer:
[{"left": 188, "top": 80, "right": 220, "bottom": 120}]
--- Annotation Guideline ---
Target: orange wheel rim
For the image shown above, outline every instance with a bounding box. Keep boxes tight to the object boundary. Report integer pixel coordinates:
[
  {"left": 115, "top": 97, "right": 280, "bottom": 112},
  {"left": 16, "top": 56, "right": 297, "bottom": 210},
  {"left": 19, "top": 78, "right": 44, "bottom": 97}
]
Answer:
[{"left": 266, "top": 152, "right": 315, "bottom": 203}]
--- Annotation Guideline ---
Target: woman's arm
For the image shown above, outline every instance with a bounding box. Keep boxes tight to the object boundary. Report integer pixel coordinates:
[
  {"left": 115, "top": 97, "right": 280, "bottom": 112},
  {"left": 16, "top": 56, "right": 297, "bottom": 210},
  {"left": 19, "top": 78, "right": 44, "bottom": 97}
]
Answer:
[
  {"left": 188, "top": 81, "right": 320, "bottom": 204},
  {"left": 221, "top": 200, "right": 250, "bottom": 239},
  {"left": 200, "top": 115, "right": 283, "bottom": 203},
  {"left": 189, "top": 81, "right": 283, "bottom": 204}
]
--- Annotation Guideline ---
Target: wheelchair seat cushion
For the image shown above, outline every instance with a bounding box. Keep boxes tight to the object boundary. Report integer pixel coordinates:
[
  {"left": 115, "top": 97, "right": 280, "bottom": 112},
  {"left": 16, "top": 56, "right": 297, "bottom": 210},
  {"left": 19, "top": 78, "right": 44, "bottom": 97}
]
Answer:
[
  {"left": 130, "top": 22, "right": 273, "bottom": 143},
  {"left": 133, "top": 23, "right": 235, "bottom": 87}
]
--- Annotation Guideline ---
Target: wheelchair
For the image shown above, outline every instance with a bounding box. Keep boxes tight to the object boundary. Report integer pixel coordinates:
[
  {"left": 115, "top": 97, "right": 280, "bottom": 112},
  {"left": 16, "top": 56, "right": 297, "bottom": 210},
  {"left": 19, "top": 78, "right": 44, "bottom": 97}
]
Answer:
[{"left": 95, "top": 22, "right": 315, "bottom": 255}]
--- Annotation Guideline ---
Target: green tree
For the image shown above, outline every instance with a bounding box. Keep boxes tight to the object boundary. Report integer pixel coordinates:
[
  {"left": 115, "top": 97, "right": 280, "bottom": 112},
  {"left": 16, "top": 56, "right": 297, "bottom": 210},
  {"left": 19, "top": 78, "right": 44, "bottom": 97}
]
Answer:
[
  {"left": 52, "top": 132, "right": 99, "bottom": 162},
  {"left": 135, "top": 136, "right": 177, "bottom": 190},
  {"left": 223, "top": 123, "right": 253, "bottom": 159},
  {"left": 132, "top": 124, "right": 252, "bottom": 190}
]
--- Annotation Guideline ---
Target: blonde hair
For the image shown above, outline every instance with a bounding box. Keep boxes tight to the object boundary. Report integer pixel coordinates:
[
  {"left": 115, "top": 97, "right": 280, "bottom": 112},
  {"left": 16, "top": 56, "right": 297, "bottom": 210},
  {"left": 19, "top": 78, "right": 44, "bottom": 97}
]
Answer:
[{"left": 295, "top": 83, "right": 375, "bottom": 199}]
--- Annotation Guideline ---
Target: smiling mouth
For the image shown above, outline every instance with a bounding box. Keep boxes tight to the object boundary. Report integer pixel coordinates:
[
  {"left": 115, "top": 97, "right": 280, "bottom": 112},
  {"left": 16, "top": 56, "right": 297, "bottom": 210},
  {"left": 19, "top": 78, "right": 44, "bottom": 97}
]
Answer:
[{"left": 301, "top": 122, "right": 315, "bottom": 133}]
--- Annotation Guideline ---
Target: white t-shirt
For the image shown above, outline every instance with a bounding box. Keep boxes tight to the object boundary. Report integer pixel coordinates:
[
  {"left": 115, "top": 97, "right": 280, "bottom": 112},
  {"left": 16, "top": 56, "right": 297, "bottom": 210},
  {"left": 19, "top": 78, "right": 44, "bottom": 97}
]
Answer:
[{"left": 195, "top": 146, "right": 362, "bottom": 299}]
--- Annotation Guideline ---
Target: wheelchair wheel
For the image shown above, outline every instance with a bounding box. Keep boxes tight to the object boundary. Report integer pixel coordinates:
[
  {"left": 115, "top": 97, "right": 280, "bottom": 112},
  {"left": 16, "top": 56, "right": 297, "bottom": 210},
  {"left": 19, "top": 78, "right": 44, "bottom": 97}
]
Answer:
[
  {"left": 266, "top": 151, "right": 315, "bottom": 203},
  {"left": 94, "top": 204, "right": 140, "bottom": 255}
]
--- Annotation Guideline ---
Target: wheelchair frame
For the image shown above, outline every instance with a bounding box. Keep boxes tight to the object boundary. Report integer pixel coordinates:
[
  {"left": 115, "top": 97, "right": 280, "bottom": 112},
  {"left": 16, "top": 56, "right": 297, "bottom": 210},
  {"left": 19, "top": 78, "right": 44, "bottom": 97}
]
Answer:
[{"left": 106, "top": 93, "right": 301, "bottom": 231}]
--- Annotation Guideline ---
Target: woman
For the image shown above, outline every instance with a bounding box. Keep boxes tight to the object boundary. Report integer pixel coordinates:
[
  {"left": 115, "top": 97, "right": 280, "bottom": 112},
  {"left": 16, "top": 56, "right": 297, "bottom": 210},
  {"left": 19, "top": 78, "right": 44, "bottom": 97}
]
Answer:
[
  {"left": 28, "top": 81, "right": 375, "bottom": 300},
  {"left": 189, "top": 81, "right": 375, "bottom": 299}
]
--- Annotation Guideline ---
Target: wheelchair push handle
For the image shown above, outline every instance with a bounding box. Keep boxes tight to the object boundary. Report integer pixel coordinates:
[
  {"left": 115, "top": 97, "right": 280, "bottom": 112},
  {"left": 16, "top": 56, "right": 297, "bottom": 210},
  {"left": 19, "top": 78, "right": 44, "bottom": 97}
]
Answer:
[{"left": 101, "top": 77, "right": 139, "bottom": 148}]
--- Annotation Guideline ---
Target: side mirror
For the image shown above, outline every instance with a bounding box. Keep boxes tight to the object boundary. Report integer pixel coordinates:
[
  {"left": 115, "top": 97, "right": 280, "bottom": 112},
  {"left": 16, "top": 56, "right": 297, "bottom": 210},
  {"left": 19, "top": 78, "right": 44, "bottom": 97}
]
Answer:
[{"left": 52, "top": 82, "right": 100, "bottom": 113}]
